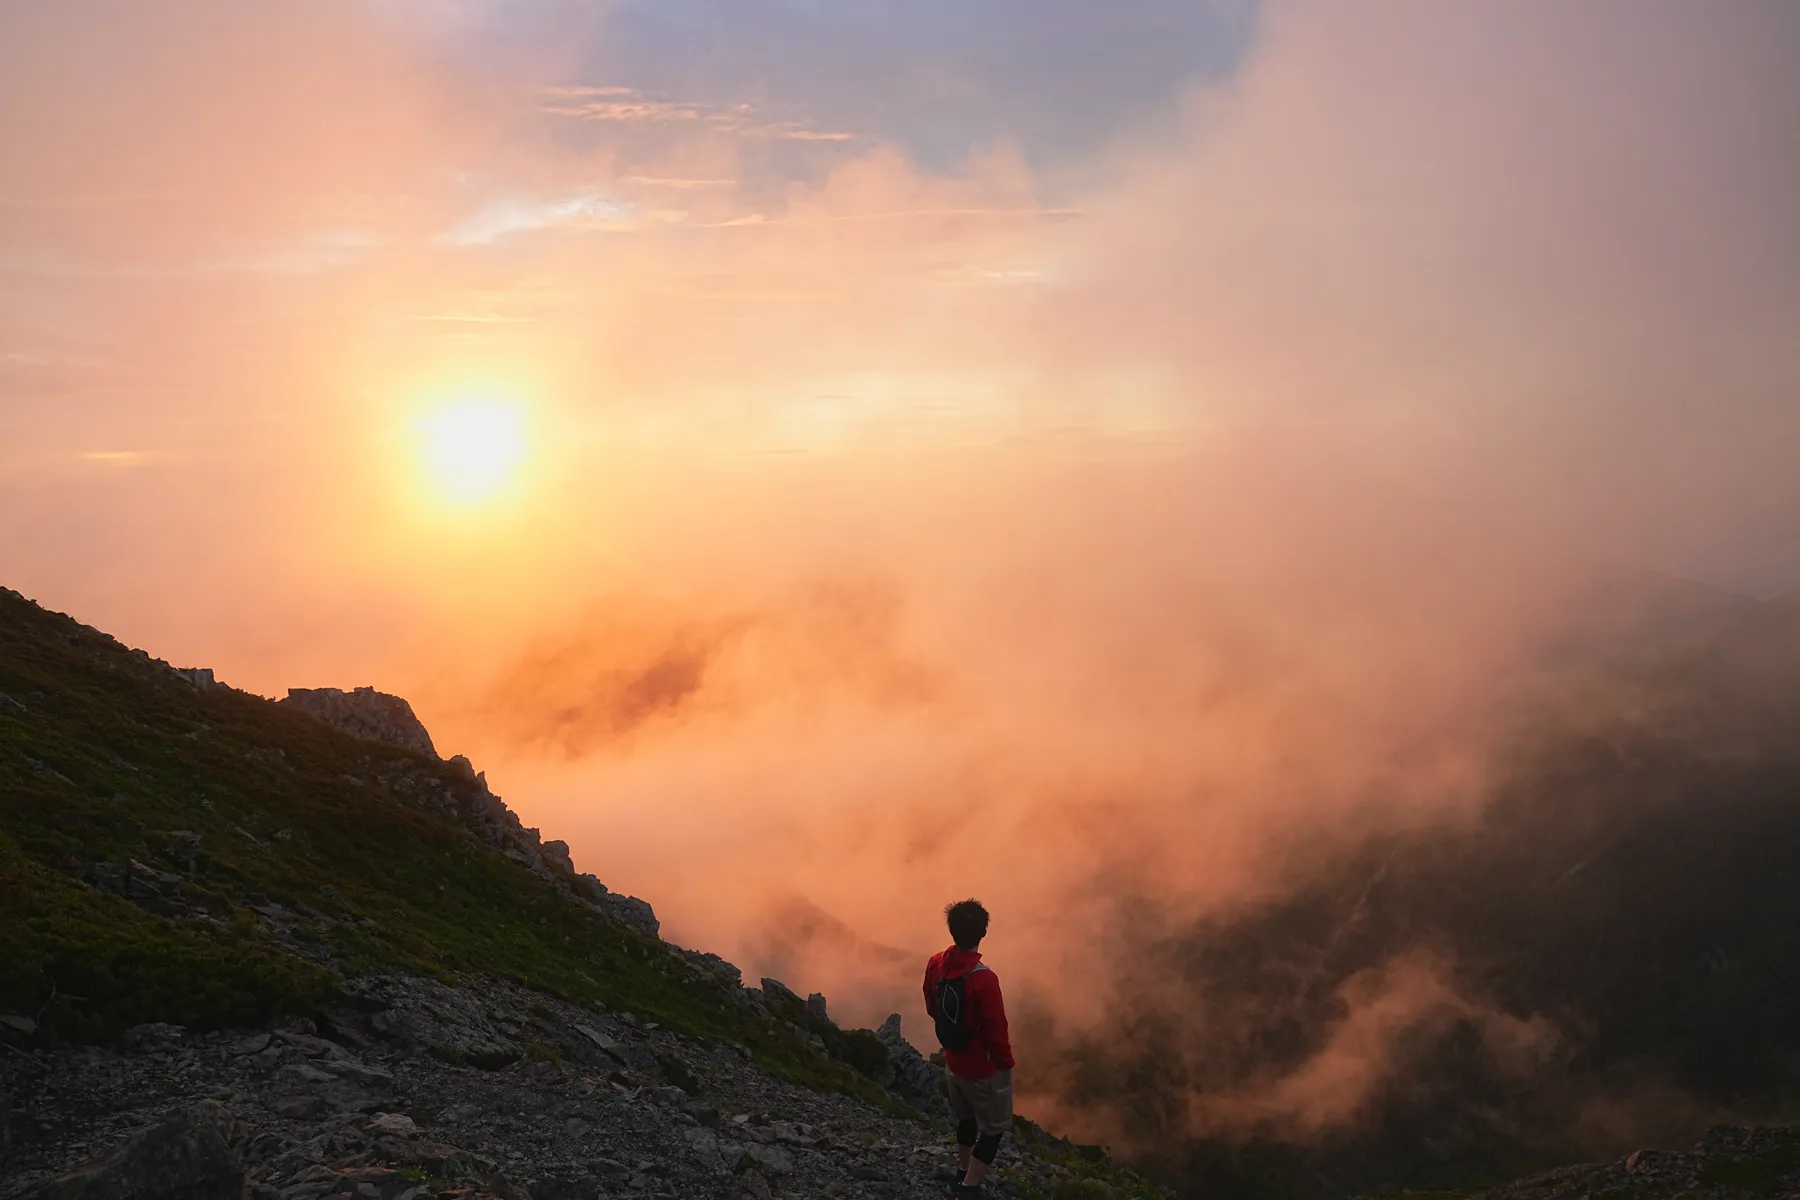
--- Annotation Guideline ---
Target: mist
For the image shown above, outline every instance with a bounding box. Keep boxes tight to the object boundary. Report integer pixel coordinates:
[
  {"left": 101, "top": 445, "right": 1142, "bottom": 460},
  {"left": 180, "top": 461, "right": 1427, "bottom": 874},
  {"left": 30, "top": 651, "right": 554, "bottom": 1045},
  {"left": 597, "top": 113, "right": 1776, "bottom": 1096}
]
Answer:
[{"left": 4, "top": 0, "right": 1800, "bottom": 1189}]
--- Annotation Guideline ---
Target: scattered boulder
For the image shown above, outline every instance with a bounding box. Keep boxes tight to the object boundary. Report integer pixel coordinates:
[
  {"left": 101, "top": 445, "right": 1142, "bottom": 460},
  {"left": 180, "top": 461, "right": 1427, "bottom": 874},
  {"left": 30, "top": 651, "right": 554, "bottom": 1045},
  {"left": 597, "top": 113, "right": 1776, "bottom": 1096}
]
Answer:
[
  {"left": 684, "top": 1127, "right": 723, "bottom": 1169},
  {"left": 368, "top": 1113, "right": 419, "bottom": 1138},
  {"left": 741, "top": 1143, "right": 795, "bottom": 1176},
  {"left": 121, "top": 1023, "right": 186, "bottom": 1055},
  {"left": 572, "top": 1024, "right": 622, "bottom": 1059},
  {"left": 17, "top": 1101, "right": 243, "bottom": 1200},
  {"left": 228, "top": 1033, "right": 272, "bottom": 1056}
]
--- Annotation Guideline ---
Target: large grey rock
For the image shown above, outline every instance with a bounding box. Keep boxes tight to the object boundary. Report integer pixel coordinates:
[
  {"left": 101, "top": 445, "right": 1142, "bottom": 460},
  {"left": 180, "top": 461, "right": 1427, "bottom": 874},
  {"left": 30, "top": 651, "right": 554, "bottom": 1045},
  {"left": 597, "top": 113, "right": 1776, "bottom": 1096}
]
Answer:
[
  {"left": 120, "top": 1023, "right": 185, "bottom": 1055},
  {"left": 540, "top": 839, "right": 576, "bottom": 875},
  {"left": 742, "top": 1143, "right": 795, "bottom": 1176},
  {"left": 684, "top": 1127, "right": 723, "bottom": 1169},
  {"left": 88, "top": 861, "right": 181, "bottom": 904},
  {"left": 16, "top": 1100, "right": 243, "bottom": 1199},
  {"left": 877, "top": 1014, "right": 944, "bottom": 1113},
  {"left": 683, "top": 951, "right": 744, "bottom": 989},
  {"left": 585, "top": 892, "right": 660, "bottom": 939},
  {"left": 573, "top": 1023, "right": 623, "bottom": 1060},
  {"left": 280, "top": 686, "right": 438, "bottom": 757},
  {"left": 759, "top": 978, "right": 803, "bottom": 1010}
]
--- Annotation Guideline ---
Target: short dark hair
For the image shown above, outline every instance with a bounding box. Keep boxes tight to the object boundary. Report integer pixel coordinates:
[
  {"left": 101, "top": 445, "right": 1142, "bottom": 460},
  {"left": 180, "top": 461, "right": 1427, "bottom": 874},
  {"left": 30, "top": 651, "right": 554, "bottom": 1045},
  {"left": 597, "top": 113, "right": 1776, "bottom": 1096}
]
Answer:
[{"left": 945, "top": 899, "right": 989, "bottom": 950}]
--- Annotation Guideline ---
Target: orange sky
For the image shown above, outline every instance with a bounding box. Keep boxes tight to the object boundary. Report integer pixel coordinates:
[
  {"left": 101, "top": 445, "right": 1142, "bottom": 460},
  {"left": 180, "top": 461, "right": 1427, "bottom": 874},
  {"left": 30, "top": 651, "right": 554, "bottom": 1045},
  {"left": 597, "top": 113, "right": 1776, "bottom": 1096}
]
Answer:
[{"left": 4, "top": 0, "right": 1800, "bottom": 1140}]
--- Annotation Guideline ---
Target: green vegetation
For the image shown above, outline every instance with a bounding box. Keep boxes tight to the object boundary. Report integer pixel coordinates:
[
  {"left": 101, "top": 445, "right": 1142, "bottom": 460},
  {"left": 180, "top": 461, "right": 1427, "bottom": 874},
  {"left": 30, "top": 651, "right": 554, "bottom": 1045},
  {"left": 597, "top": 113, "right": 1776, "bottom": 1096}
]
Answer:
[{"left": 0, "top": 586, "right": 890, "bottom": 1105}]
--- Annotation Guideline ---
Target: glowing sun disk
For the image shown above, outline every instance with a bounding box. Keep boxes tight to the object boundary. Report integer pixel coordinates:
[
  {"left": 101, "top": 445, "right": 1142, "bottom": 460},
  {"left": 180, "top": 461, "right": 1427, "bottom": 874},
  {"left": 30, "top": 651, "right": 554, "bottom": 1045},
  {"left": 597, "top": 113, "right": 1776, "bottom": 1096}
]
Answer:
[{"left": 415, "top": 399, "right": 527, "bottom": 503}]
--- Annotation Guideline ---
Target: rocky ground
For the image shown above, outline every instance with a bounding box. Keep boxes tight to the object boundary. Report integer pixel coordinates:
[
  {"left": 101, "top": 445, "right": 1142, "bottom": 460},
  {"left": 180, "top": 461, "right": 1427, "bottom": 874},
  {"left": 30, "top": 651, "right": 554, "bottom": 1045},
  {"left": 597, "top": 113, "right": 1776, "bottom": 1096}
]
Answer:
[{"left": 0, "top": 971, "right": 1150, "bottom": 1200}]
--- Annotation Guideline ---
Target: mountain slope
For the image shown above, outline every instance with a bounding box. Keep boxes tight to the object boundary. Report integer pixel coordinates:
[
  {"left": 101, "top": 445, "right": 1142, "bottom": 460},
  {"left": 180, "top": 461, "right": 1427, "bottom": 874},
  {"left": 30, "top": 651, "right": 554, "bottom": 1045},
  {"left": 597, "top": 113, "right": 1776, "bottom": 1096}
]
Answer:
[
  {"left": 0, "top": 585, "right": 1169, "bottom": 1200},
  {"left": 0, "top": 583, "right": 850, "bottom": 1084}
]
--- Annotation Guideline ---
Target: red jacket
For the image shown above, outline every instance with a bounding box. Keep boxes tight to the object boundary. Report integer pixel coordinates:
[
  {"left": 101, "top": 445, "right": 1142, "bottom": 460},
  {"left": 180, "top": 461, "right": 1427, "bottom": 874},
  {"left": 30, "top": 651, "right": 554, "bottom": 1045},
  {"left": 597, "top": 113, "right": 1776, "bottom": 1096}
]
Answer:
[{"left": 924, "top": 946, "right": 1014, "bottom": 1078}]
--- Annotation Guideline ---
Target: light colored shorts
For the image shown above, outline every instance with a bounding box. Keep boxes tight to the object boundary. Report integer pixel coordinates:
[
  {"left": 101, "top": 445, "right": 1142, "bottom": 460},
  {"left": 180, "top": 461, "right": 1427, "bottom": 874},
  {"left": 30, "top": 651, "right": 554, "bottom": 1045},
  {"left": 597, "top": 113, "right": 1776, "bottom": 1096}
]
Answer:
[{"left": 946, "top": 1067, "right": 1013, "bottom": 1136}]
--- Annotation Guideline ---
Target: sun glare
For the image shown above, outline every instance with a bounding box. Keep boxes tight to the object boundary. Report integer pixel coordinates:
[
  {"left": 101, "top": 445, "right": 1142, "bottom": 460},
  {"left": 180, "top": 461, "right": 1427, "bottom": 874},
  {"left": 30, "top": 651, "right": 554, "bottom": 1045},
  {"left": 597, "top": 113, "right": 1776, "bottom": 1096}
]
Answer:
[{"left": 415, "top": 398, "right": 528, "bottom": 505}]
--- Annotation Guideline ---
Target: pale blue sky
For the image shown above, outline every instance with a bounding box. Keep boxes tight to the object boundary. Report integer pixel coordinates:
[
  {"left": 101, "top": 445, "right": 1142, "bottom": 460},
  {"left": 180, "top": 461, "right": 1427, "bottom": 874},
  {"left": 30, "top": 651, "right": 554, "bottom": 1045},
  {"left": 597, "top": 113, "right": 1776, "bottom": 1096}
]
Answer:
[{"left": 565, "top": 0, "right": 1256, "bottom": 176}]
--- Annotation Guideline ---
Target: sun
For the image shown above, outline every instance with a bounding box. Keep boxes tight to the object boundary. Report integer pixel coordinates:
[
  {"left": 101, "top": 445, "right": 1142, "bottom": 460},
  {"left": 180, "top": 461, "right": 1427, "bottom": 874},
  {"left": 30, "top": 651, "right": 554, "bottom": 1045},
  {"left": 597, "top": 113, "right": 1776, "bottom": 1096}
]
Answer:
[{"left": 414, "top": 397, "right": 528, "bottom": 504}]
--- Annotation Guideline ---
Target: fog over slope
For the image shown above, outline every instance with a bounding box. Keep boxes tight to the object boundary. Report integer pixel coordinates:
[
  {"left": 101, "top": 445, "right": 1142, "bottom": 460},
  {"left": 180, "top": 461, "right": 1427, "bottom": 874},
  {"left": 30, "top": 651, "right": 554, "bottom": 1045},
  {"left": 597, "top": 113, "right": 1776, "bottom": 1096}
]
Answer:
[{"left": 1033, "top": 585, "right": 1800, "bottom": 1195}]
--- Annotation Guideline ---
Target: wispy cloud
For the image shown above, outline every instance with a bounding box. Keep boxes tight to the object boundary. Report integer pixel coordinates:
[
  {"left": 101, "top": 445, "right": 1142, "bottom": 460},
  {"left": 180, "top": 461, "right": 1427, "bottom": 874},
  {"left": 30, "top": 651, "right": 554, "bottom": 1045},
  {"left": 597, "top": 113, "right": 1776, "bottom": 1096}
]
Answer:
[
  {"left": 694, "top": 206, "right": 1080, "bottom": 229},
  {"left": 756, "top": 125, "right": 855, "bottom": 143},
  {"left": 443, "top": 190, "right": 635, "bottom": 245},
  {"left": 542, "top": 98, "right": 704, "bottom": 122},
  {"left": 624, "top": 176, "right": 738, "bottom": 192},
  {"left": 539, "top": 85, "right": 855, "bottom": 143}
]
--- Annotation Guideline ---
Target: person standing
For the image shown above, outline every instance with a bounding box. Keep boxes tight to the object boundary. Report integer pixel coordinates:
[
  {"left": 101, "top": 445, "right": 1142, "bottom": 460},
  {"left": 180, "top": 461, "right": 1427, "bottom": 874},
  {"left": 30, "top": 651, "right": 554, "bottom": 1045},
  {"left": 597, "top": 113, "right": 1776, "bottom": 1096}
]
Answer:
[{"left": 924, "top": 899, "right": 1014, "bottom": 1198}]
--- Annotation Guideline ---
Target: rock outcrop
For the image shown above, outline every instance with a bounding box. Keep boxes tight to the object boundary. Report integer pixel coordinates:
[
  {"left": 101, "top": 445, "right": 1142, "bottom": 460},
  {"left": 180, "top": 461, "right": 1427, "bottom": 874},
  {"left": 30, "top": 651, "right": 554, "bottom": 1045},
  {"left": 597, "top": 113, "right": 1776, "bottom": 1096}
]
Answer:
[
  {"left": 280, "top": 687, "right": 439, "bottom": 758},
  {"left": 876, "top": 1014, "right": 943, "bottom": 1111},
  {"left": 172, "top": 667, "right": 225, "bottom": 690}
]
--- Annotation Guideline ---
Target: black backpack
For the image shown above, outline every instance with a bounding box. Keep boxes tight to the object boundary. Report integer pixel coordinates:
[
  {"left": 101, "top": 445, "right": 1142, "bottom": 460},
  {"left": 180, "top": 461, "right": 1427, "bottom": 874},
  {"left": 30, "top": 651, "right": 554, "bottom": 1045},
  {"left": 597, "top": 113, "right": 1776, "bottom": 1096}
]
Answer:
[{"left": 933, "top": 964, "right": 987, "bottom": 1051}]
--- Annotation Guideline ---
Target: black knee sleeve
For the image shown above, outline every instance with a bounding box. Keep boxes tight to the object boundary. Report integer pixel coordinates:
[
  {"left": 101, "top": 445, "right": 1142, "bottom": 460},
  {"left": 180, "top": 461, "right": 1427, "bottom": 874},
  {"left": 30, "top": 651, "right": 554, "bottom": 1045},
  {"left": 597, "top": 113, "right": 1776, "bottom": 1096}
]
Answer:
[
  {"left": 956, "top": 1118, "right": 978, "bottom": 1146},
  {"left": 972, "top": 1133, "right": 1003, "bottom": 1165}
]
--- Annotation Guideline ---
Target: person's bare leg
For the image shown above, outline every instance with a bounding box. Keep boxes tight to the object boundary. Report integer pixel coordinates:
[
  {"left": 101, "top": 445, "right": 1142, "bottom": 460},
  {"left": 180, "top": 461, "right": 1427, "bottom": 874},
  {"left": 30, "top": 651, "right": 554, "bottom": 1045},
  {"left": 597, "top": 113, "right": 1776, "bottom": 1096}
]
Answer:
[
  {"left": 957, "top": 1146, "right": 972, "bottom": 1176},
  {"left": 961, "top": 1159, "right": 990, "bottom": 1188}
]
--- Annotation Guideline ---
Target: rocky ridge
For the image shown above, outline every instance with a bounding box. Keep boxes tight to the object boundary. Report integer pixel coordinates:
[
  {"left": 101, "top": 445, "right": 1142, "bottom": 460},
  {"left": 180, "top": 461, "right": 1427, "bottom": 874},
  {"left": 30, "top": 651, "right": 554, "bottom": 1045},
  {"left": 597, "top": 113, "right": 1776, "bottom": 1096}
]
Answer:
[{"left": 0, "top": 589, "right": 1152, "bottom": 1200}]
